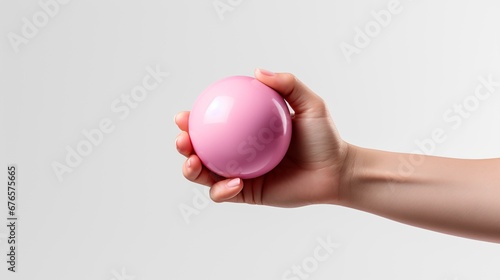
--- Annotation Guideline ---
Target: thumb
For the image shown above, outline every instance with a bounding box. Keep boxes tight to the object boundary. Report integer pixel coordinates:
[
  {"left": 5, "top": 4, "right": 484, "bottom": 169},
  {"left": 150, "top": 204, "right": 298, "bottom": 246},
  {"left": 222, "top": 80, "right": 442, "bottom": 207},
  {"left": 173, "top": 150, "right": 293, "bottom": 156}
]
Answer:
[{"left": 254, "top": 68, "right": 326, "bottom": 117}]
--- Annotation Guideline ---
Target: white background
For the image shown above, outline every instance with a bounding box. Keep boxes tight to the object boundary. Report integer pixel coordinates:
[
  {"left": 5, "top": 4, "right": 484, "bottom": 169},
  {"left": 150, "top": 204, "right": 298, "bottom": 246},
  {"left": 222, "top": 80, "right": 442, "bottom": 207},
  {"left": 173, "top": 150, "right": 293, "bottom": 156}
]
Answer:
[{"left": 1, "top": 0, "right": 500, "bottom": 279}]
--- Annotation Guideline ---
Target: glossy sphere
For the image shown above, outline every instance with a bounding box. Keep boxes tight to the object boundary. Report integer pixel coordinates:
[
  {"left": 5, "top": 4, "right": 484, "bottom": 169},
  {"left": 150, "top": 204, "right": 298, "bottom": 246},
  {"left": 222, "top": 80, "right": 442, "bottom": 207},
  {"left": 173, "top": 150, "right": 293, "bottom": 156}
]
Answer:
[{"left": 189, "top": 76, "right": 292, "bottom": 179}]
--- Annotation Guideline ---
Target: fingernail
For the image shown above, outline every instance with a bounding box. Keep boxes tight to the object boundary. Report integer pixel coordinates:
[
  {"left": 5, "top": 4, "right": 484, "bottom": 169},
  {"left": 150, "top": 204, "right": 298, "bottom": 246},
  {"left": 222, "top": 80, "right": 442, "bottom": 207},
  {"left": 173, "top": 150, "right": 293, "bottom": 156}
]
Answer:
[
  {"left": 257, "top": 68, "right": 275, "bottom": 76},
  {"left": 226, "top": 178, "right": 240, "bottom": 188},
  {"left": 187, "top": 158, "right": 192, "bottom": 168},
  {"left": 174, "top": 114, "right": 178, "bottom": 124}
]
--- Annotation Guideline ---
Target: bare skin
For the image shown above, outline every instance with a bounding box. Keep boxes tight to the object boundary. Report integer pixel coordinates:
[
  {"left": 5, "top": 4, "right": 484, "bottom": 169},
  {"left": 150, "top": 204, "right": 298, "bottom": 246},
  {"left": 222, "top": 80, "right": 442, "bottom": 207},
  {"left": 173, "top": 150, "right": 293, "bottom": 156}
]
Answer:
[{"left": 175, "top": 69, "right": 500, "bottom": 243}]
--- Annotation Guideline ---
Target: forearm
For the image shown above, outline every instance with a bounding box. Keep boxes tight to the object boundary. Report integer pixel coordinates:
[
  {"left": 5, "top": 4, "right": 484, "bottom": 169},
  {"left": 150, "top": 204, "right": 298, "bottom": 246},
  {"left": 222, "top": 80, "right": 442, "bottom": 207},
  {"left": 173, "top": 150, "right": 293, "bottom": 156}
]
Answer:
[{"left": 338, "top": 144, "right": 500, "bottom": 243}]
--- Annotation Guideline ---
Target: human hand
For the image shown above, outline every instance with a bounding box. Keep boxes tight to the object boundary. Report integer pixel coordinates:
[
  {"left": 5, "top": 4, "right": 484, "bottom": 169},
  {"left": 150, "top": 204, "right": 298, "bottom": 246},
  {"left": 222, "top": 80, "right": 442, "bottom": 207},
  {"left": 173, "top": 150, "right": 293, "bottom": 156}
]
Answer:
[{"left": 175, "top": 69, "right": 350, "bottom": 207}]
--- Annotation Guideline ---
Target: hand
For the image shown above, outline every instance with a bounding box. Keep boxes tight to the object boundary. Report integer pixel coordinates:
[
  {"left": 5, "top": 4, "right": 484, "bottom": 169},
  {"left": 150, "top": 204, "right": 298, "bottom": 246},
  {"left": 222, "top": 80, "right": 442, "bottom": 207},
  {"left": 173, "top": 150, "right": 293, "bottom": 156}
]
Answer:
[
  {"left": 175, "top": 69, "right": 350, "bottom": 207},
  {"left": 176, "top": 69, "right": 500, "bottom": 243}
]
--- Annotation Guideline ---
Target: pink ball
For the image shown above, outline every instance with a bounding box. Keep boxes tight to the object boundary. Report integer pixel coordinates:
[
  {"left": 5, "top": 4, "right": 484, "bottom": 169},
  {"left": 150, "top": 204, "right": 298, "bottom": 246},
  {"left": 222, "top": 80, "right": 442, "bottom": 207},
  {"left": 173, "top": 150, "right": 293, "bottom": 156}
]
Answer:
[{"left": 189, "top": 76, "right": 292, "bottom": 179}]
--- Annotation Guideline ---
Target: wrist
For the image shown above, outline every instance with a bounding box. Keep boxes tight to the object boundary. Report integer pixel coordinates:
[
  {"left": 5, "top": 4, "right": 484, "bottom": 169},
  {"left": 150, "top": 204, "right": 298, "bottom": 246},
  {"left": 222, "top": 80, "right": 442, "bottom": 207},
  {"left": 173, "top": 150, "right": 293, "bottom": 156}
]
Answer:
[{"left": 335, "top": 142, "right": 359, "bottom": 206}]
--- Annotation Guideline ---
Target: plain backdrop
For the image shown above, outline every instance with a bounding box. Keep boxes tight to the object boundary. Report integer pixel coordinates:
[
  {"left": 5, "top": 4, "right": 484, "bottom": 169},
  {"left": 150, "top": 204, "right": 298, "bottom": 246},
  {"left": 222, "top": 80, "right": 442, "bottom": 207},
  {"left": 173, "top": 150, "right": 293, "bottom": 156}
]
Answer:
[{"left": 1, "top": 0, "right": 500, "bottom": 279}]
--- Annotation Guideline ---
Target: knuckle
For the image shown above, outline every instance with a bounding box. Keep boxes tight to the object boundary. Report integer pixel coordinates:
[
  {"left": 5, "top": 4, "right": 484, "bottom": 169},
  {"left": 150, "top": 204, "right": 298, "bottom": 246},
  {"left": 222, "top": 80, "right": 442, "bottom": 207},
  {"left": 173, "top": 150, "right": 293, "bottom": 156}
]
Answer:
[
  {"left": 182, "top": 166, "right": 197, "bottom": 182},
  {"left": 283, "top": 73, "right": 297, "bottom": 84},
  {"left": 209, "top": 190, "right": 223, "bottom": 203}
]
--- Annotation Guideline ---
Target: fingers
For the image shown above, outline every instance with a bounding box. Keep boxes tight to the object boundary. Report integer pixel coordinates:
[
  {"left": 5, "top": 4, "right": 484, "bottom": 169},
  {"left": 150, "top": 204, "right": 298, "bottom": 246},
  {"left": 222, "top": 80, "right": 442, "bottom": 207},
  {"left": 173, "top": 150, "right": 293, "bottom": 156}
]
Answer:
[
  {"left": 209, "top": 178, "right": 244, "bottom": 203},
  {"left": 175, "top": 131, "right": 193, "bottom": 157},
  {"left": 182, "top": 155, "right": 244, "bottom": 202},
  {"left": 174, "top": 111, "right": 190, "bottom": 131},
  {"left": 182, "top": 155, "right": 220, "bottom": 187},
  {"left": 181, "top": 154, "right": 244, "bottom": 201},
  {"left": 254, "top": 69, "right": 326, "bottom": 117},
  {"left": 175, "top": 111, "right": 230, "bottom": 192}
]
